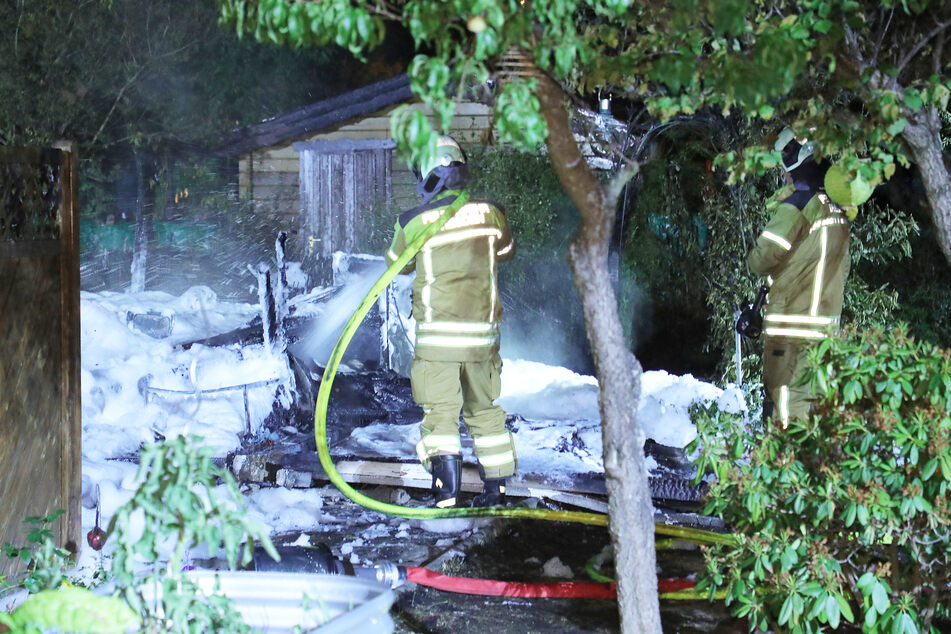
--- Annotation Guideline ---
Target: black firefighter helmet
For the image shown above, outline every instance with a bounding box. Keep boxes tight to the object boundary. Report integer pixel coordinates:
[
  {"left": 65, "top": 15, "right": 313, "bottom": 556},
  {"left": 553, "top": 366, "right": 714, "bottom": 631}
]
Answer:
[{"left": 414, "top": 135, "right": 472, "bottom": 203}]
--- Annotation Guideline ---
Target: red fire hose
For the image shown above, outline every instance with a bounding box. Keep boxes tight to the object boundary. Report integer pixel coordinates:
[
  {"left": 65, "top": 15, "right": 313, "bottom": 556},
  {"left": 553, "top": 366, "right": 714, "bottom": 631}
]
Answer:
[{"left": 404, "top": 566, "right": 695, "bottom": 599}]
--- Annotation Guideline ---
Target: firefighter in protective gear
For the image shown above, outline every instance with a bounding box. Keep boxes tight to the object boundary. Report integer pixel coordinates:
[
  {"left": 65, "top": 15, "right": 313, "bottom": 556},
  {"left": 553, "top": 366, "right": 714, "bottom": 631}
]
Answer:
[
  {"left": 748, "top": 128, "right": 850, "bottom": 428},
  {"left": 386, "top": 136, "right": 517, "bottom": 508}
]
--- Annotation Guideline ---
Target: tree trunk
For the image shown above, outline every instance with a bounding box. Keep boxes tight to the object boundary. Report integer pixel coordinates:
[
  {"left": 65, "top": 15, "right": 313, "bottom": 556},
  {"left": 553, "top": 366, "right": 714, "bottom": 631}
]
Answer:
[
  {"left": 902, "top": 105, "right": 951, "bottom": 265},
  {"left": 536, "top": 74, "right": 663, "bottom": 633}
]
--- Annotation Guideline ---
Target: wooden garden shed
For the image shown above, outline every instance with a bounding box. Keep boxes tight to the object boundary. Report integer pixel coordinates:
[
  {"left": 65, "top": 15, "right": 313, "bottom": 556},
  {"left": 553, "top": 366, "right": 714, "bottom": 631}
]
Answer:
[{"left": 218, "top": 73, "right": 495, "bottom": 279}]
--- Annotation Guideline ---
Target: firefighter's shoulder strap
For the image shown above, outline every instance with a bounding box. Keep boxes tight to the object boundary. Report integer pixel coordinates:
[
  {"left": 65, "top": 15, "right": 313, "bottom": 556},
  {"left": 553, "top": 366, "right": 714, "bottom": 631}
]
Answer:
[{"left": 398, "top": 195, "right": 459, "bottom": 228}]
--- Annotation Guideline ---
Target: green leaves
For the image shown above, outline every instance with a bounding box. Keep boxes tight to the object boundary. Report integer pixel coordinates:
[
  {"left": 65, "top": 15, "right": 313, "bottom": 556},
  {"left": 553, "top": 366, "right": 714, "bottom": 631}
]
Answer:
[
  {"left": 886, "top": 117, "right": 908, "bottom": 136},
  {"left": 777, "top": 592, "right": 801, "bottom": 626},
  {"left": 409, "top": 54, "right": 452, "bottom": 100},
  {"left": 857, "top": 573, "right": 891, "bottom": 615},
  {"left": 554, "top": 42, "right": 578, "bottom": 77},
  {"left": 825, "top": 593, "right": 841, "bottom": 629},
  {"left": 494, "top": 78, "right": 548, "bottom": 150},
  {"left": 1, "top": 511, "right": 72, "bottom": 595},
  {"left": 706, "top": 0, "right": 751, "bottom": 36},
  {"left": 109, "top": 435, "right": 278, "bottom": 632},
  {"left": 693, "top": 324, "right": 951, "bottom": 630},
  {"left": 390, "top": 105, "right": 437, "bottom": 177},
  {"left": 219, "top": 0, "right": 386, "bottom": 54},
  {"left": 6, "top": 587, "right": 140, "bottom": 634},
  {"left": 648, "top": 49, "right": 696, "bottom": 93}
]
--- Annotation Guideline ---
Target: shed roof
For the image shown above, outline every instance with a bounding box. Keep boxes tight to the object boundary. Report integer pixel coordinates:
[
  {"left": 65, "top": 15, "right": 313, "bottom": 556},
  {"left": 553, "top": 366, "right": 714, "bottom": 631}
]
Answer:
[{"left": 217, "top": 73, "right": 413, "bottom": 157}]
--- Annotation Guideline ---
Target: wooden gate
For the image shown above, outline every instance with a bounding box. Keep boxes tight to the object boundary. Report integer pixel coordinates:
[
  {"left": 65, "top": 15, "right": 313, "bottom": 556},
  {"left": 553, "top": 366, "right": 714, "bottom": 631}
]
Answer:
[
  {"left": 0, "top": 143, "right": 82, "bottom": 582},
  {"left": 295, "top": 139, "right": 394, "bottom": 283}
]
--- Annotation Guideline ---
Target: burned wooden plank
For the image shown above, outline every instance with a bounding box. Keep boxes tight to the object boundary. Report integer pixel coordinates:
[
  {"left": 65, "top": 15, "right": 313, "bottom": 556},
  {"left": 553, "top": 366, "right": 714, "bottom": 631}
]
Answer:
[
  {"left": 229, "top": 446, "right": 610, "bottom": 514},
  {"left": 230, "top": 427, "right": 706, "bottom": 510},
  {"left": 217, "top": 75, "right": 413, "bottom": 158},
  {"left": 324, "top": 460, "right": 609, "bottom": 514}
]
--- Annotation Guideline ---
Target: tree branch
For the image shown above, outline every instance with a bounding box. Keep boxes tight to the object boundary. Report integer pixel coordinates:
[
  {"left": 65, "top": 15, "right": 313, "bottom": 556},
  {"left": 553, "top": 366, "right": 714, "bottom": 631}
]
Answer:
[
  {"left": 605, "top": 163, "right": 639, "bottom": 206},
  {"left": 896, "top": 17, "right": 951, "bottom": 77},
  {"left": 843, "top": 24, "right": 869, "bottom": 76},
  {"left": 871, "top": 7, "right": 894, "bottom": 67},
  {"left": 151, "top": 43, "right": 194, "bottom": 61},
  {"left": 90, "top": 67, "right": 144, "bottom": 148},
  {"left": 933, "top": 21, "right": 947, "bottom": 75},
  {"left": 366, "top": 1, "right": 404, "bottom": 21},
  {"left": 13, "top": 0, "right": 24, "bottom": 57},
  {"left": 534, "top": 73, "right": 606, "bottom": 227}
]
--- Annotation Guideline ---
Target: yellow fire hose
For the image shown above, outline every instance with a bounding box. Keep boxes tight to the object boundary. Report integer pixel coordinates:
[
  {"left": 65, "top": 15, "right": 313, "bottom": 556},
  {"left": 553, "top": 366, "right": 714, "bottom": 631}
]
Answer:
[{"left": 310, "top": 190, "right": 735, "bottom": 572}]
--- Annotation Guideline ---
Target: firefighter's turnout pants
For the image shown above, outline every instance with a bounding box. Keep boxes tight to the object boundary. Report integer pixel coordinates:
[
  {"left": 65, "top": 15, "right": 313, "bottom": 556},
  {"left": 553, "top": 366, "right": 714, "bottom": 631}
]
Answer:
[
  {"left": 762, "top": 336, "right": 812, "bottom": 428},
  {"left": 411, "top": 353, "right": 516, "bottom": 479}
]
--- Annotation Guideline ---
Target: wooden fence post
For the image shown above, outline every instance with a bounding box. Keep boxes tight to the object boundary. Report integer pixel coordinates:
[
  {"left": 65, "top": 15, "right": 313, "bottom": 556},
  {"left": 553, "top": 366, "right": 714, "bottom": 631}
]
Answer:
[{"left": 53, "top": 140, "right": 82, "bottom": 556}]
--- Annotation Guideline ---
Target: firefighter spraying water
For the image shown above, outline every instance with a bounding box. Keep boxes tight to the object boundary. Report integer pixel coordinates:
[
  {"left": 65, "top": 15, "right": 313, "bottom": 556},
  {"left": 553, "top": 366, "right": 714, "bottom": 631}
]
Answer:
[{"left": 385, "top": 135, "right": 517, "bottom": 508}]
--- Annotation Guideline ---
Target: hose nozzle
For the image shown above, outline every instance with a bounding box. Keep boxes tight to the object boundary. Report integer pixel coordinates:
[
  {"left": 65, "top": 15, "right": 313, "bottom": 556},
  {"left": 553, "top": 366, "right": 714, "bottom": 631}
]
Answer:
[{"left": 735, "top": 284, "right": 769, "bottom": 339}]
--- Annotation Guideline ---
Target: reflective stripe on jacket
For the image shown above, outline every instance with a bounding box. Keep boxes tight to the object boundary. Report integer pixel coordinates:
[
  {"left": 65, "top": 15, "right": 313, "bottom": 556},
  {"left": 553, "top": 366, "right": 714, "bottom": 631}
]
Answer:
[
  {"left": 386, "top": 190, "right": 515, "bottom": 361},
  {"left": 748, "top": 191, "right": 850, "bottom": 340}
]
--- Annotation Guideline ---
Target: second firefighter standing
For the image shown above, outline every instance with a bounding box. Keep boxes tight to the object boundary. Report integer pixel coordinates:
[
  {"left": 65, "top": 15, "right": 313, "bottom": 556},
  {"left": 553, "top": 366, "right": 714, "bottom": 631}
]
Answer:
[
  {"left": 748, "top": 128, "right": 851, "bottom": 428},
  {"left": 386, "top": 136, "right": 517, "bottom": 508}
]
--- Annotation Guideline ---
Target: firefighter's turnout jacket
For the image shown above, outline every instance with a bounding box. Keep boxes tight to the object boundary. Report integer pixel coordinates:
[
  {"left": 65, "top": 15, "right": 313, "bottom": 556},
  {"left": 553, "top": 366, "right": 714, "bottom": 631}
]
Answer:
[
  {"left": 748, "top": 186, "right": 850, "bottom": 426},
  {"left": 386, "top": 191, "right": 515, "bottom": 361},
  {"left": 386, "top": 190, "right": 517, "bottom": 479}
]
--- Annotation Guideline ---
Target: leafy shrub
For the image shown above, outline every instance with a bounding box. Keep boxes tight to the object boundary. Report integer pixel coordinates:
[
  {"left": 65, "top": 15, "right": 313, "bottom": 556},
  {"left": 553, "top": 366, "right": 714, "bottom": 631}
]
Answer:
[
  {"left": 0, "top": 586, "right": 138, "bottom": 634},
  {"left": 467, "top": 146, "right": 578, "bottom": 258},
  {"left": 109, "top": 434, "right": 278, "bottom": 633},
  {"left": 1, "top": 511, "right": 72, "bottom": 594},
  {"left": 2, "top": 436, "right": 279, "bottom": 633},
  {"left": 690, "top": 324, "right": 951, "bottom": 633}
]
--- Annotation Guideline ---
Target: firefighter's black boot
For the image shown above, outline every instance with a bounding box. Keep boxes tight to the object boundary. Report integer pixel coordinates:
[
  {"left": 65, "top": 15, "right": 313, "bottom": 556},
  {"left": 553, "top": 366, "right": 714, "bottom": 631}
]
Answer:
[
  {"left": 471, "top": 477, "right": 506, "bottom": 507},
  {"left": 430, "top": 454, "right": 461, "bottom": 509}
]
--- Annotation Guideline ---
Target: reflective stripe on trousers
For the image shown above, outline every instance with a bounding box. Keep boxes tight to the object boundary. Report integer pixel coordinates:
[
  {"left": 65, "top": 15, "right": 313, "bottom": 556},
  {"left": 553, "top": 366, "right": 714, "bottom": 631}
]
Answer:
[
  {"left": 410, "top": 355, "right": 516, "bottom": 479},
  {"left": 473, "top": 431, "right": 517, "bottom": 475},
  {"left": 763, "top": 337, "right": 812, "bottom": 428}
]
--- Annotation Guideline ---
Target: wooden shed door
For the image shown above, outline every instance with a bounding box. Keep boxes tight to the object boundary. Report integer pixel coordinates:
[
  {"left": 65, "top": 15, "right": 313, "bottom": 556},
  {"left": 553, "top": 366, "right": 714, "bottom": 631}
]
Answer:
[
  {"left": 0, "top": 144, "right": 82, "bottom": 580},
  {"left": 295, "top": 139, "right": 395, "bottom": 281}
]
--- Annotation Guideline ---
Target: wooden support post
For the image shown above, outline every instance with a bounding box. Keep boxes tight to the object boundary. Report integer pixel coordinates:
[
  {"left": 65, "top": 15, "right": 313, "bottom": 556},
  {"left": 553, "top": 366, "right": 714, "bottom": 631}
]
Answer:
[{"left": 53, "top": 140, "right": 83, "bottom": 557}]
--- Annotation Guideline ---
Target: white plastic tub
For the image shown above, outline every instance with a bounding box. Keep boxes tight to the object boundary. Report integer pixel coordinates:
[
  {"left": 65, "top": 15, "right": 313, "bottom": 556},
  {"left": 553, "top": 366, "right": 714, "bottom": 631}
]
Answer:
[{"left": 146, "top": 570, "right": 395, "bottom": 633}]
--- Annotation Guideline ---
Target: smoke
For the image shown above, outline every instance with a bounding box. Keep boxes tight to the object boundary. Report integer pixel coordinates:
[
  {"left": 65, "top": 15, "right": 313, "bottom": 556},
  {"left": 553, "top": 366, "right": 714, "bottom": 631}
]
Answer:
[
  {"left": 501, "top": 317, "right": 591, "bottom": 374},
  {"left": 498, "top": 259, "right": 592, "bottom": 373},
  {"left": 499, "top": 257, "right": 651, "bottom": 375},
  {"left": 80, "top": 168, "right": 279, "bottom": 302},
  {"left": 296, "top": 258, "right": 387, "bottom": 367}
]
